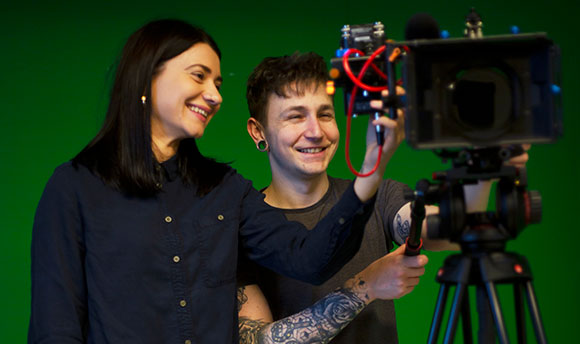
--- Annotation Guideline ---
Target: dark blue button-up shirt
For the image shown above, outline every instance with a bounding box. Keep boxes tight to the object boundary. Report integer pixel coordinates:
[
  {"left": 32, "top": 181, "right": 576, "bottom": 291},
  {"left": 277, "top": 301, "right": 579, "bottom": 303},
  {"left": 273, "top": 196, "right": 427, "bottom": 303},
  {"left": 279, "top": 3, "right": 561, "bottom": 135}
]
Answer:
[{"left": 29, "top": 157, "right": 373, "bottom": 343}]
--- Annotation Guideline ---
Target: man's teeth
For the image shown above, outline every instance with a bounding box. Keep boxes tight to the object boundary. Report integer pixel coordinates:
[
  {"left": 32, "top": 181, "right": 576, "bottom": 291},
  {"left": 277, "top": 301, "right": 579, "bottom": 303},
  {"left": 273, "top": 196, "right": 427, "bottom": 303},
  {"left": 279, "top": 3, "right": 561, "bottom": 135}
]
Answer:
[
  {"left": 298, "top": 148, "right": 324, "bottom": 153},
  {"left": 189, "top": 105, "right": 208, "bottom": 117}
]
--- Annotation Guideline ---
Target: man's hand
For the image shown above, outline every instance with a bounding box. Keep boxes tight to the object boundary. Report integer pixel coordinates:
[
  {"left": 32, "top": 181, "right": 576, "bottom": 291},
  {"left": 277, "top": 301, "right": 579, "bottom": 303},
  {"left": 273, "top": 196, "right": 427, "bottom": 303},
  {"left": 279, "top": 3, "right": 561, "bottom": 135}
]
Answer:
[
  {"left": 506, "top": 144, "right": 531, "bottom": 169},
  {"left": 347, "top": 244, "right": 428, "bottom": 303}
]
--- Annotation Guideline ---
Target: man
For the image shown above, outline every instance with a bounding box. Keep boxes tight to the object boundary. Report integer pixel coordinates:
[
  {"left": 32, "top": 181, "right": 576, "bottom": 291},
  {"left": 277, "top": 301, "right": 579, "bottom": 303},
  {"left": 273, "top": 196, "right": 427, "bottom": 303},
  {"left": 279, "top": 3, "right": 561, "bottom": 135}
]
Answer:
[{"left": 237, "top": 52, "right": 528, "bottom": 343}]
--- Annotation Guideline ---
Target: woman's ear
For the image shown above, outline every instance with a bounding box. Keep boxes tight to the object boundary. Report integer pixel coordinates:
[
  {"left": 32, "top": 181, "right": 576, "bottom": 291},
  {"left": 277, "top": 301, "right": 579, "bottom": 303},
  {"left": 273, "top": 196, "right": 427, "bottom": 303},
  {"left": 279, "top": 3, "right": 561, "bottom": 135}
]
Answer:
[{"left": 247, "top": 117, "right": 266, "bottom": 146}]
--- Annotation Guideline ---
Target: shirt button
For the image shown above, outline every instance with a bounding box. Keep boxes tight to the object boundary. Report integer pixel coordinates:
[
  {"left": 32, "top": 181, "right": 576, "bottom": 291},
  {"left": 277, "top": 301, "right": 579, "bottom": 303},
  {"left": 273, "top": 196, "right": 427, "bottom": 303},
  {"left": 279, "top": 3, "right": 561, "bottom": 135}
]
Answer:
[
  {"left": 338, "top": 217, "right": 345, "bottom": 225},
  {"left": 173, "top": 256, "right": 180, "bottom": 263},
  {"left": 185, "top": 340, "right": 192, "bottom": 344},
  {"left": 165, "top": 216, "right": 173, "bottom": 223},
  {"left": 217, "top": 214, "right": 224, "bottom": 221},
  {"left": 179, "top": 300, "right": 187, "bottom": 307}
]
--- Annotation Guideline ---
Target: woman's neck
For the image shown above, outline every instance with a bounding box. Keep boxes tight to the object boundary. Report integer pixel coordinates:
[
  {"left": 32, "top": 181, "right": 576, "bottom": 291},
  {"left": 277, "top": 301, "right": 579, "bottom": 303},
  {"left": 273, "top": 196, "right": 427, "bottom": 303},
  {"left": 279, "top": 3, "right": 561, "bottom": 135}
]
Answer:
[{"left": 151, "top": 137, "right": 179, "bottom": 162}]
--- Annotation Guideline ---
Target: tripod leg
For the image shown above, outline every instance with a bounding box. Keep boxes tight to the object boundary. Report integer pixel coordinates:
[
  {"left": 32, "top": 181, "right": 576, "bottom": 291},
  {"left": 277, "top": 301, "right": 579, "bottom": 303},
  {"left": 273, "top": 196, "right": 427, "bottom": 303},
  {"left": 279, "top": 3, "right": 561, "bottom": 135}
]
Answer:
[
  {"left": 524, "top": 281, "right": 548, "bottom": 344},
  {"left": 514, "top": 282, "right": 526, "bottom": 344},
  {"left": 461, "top": 287, "right": 473, "bottom": 344},
  {"left": 428, "top": 283, "right": 450, "bottom": 344},
  {"left": 477, "top": 284, "right": 496, "bottom": 343},
  {"left": 443, "top": 282, "right": 468, "bottom": 344},
  {"left": 485, "top": 281, "right": 510, "bottom": 344}
]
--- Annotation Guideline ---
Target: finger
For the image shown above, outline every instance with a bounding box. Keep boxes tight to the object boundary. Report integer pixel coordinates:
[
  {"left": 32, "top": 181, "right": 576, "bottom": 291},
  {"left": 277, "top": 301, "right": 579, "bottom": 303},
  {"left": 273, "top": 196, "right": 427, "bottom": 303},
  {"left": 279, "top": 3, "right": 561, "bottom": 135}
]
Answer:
[
  {"left": 395, "top": 85, "right": 406, "bottom": 95},
  {"left": 370, "top": 99, "right": 383, "bottom": 110},
  {"left": 506, "top": 152, "right": 529, "bottom": 167},
  {"left": 372, "top": 87, "right": 406, "bottom": 110},
  {"left": 402, "top": 254, "right": 428, "bottom": 268},
  {"left": 510, "top": 153, "right": 529, "bottom": 162},
  {"left": 404, "top": 276, "right": 422, "bottom": 287},
  {"left": 372, "top": 116, "right": 398, "bottom": 130},
  {"left": 391, "top": 244, "right": 406, "bottom": 255},
  {"left": 400, "top": 285, "right": 416, "bottom": 298},
  {"left": 381, "top": 86, "right": 406, "bottom": 97},
  {"left": 404, "top": 267, "right": 426, "bottom": 278}
]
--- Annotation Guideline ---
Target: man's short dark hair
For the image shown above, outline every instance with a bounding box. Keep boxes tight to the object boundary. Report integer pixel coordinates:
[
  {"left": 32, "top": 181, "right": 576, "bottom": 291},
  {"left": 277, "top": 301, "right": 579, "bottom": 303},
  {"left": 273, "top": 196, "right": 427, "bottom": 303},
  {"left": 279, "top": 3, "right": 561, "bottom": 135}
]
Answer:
[{"left": 246, "top": 52, "right": 330, "bottom": 126}]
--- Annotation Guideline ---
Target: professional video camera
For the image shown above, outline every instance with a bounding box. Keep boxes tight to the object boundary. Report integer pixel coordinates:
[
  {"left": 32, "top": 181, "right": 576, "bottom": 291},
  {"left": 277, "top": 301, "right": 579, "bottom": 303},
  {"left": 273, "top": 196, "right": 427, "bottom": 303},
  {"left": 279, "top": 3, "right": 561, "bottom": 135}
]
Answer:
[
  {"left": 329, "top": 9, "right": 562, "bottom": 149},
  {"left": 329, "top": 9, "right": 562, "bottom": 343}
]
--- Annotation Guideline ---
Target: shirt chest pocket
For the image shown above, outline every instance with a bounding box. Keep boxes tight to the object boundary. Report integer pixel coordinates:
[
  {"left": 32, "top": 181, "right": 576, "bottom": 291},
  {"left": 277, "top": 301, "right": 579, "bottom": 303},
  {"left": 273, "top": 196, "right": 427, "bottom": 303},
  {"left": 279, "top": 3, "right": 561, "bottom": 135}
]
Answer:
[{"left": 196, "top": 210, "right": 239, "bottom": 287}]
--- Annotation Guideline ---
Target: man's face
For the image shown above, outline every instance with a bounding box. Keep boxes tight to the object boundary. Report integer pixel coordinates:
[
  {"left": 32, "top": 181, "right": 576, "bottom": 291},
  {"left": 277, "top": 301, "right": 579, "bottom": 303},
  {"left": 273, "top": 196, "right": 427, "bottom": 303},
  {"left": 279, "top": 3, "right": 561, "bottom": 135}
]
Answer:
[{"left": 263, "top": 84, "right": 339, "bottom": 181}]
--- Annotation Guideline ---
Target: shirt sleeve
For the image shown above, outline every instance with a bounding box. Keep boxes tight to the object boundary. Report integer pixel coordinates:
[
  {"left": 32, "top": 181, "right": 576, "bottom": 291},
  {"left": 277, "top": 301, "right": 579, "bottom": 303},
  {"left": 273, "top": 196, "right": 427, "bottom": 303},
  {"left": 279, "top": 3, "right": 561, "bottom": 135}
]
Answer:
[
  {"left": 238, "top": 177, "right": 376, "bottom": 285},
  {"left": 236, "top": 253, "right": 260, "bottom": 288},
  {"left": 29, "top": 164, "right": 87, "bottom": 343},
  {"left": 377, "top": 179, "right": 412, "bottom": 247}
]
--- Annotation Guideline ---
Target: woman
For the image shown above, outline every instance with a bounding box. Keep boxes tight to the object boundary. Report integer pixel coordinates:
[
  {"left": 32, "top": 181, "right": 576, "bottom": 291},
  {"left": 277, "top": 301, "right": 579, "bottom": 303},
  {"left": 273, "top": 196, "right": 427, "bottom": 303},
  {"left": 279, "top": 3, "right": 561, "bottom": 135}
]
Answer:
[{"left": 29, "top": 19, "right": 402, "bottom": 343}]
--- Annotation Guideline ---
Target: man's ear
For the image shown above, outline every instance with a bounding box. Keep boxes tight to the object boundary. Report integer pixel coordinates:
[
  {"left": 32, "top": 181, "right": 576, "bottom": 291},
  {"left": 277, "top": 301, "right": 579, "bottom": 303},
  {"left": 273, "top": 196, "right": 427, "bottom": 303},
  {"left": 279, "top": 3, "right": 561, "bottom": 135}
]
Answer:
[{"left": 247, "top": 117, "right": 266, "bottom": 146}]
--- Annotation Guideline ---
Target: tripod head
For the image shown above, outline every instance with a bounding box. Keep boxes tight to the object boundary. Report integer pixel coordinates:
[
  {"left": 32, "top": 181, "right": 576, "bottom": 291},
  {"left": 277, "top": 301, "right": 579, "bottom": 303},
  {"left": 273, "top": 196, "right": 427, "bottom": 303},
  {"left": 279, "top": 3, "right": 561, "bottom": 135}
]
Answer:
[{"left": 407, "top": 146, "right": 542, "bottom": 247}]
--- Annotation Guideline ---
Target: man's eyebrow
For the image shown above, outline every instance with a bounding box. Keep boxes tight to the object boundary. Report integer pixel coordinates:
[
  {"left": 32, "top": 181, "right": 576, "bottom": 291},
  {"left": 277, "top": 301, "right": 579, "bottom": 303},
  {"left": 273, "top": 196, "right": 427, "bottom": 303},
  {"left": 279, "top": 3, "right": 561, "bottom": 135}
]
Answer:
[
  {"left": 281, "top": 105, "right": 308, "bottom": 114},
  {"left": 317, "top": 104, "right": 334, "bottom": 112}
]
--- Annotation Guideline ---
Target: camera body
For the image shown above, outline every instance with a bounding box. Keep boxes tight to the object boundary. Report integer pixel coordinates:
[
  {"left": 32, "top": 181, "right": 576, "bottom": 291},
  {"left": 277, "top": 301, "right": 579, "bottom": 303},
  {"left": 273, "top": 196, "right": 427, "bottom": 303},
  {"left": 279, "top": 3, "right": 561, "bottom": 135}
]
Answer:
[{"left": 393, "top": 33, "right": 563, "bottom": 149}]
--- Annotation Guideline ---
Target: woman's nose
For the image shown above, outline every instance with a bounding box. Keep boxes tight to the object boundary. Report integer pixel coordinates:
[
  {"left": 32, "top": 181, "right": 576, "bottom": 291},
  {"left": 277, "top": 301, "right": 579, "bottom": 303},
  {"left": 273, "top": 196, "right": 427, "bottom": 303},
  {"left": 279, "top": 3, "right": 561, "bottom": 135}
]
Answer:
[{"left": 202, "top": 85, "right": 222, "bottom": 106}]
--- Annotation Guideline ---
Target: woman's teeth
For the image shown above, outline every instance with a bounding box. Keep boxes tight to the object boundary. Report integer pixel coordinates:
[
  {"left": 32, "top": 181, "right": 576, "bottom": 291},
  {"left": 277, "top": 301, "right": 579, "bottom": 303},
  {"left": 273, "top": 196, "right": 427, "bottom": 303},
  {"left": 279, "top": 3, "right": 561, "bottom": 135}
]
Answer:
[{"left": 189, "top": 105, "right": 208, "bottom": 118}]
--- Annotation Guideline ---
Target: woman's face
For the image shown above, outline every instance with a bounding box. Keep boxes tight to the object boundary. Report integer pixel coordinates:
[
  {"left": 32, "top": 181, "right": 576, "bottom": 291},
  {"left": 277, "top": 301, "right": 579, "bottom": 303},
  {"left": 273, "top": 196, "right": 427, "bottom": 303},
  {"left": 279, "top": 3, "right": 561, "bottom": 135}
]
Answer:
[{"left": 151, "top": 43, "right": 222, "bottom": 147}]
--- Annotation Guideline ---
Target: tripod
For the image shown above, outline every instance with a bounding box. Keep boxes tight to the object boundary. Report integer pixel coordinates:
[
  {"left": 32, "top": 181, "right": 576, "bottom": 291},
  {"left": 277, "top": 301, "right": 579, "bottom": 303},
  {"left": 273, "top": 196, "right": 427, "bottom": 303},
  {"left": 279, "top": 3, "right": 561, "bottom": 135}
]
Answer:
[
  {"left": 405, "top": 147, "right": 548, "bottom": 343},
  {"left": 426, "top": 226, "right": 547, "bottom": 344}
]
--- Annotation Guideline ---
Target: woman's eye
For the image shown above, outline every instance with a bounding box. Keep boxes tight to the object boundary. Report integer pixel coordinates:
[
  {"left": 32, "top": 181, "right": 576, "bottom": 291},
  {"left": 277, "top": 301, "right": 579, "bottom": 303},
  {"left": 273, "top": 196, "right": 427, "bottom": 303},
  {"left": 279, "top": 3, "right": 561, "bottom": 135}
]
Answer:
[{"left": 191, "top": 72, "right": 205, "bottom": 80}]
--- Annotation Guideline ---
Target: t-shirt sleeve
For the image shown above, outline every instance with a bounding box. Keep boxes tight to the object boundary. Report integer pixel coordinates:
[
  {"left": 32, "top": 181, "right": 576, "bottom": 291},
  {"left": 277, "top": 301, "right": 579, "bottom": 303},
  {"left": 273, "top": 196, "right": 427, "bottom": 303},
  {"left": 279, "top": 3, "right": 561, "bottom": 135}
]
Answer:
[{"left": 377, "top": 179, "right": 412, "bottom": 246}]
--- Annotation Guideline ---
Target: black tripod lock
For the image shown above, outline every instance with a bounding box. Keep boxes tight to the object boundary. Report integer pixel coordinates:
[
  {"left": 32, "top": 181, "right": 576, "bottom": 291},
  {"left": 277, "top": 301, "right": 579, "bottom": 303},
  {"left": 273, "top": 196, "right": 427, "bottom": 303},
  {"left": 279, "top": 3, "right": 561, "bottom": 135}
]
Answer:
[{"left": 408, "top": 147, "right": 548, "bottom": 344}]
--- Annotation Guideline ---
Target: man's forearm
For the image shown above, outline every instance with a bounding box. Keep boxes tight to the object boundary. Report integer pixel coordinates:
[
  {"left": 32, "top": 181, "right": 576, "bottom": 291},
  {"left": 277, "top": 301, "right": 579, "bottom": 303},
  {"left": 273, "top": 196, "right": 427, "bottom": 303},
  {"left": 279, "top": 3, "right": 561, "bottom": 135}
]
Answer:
[{"left": 239, "top": 283, "right": 366, "bottom": 344}]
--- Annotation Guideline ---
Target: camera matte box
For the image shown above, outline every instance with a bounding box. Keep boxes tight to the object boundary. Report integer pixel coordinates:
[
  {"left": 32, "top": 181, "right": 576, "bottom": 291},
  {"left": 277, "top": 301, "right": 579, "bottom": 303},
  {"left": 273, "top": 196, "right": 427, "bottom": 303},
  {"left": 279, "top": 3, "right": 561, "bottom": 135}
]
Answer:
[{"left": 393, "top": 33, "right": 562, "bottom": 149}]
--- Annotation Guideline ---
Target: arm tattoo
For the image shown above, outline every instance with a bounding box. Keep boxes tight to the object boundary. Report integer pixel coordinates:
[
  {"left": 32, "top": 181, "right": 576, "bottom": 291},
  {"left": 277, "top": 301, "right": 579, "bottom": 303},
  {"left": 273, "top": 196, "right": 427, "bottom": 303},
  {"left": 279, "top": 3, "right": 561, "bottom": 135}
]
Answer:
[
  {"left": 239, "top": 317, "right": 269, "bottom": 344},
  {"left": 241, "top": 281, "right": 367, "bottom": 344},
  {"left": 238, "top": 286, "right": 248, "bottom": 312},
  {"left": 396, "top": 213, "right": 410, "bottom": 241}
]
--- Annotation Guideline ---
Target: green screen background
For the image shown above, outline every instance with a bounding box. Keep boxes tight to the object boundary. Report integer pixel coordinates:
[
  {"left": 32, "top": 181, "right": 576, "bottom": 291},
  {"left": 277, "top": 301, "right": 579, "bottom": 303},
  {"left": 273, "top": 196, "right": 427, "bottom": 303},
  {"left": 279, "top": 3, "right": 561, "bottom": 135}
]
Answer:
[{"left": 1, "top": 0, "right": 578, "bottom": 342}]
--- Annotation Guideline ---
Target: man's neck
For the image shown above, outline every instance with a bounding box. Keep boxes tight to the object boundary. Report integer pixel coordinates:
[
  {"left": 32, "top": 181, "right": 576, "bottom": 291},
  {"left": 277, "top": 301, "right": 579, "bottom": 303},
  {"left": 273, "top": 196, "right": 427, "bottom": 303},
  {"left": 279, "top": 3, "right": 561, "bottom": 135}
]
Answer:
[{"left": 263, "top": 172, "right": 330, "bottom": 210}]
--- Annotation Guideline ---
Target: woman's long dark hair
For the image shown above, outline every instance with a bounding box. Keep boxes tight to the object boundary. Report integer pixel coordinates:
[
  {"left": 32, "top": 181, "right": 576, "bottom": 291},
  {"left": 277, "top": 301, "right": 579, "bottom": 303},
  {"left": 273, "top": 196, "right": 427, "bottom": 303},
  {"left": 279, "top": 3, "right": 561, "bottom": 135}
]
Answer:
[{"left": 73, "top": 19, "right": 229, "bottom": 197}]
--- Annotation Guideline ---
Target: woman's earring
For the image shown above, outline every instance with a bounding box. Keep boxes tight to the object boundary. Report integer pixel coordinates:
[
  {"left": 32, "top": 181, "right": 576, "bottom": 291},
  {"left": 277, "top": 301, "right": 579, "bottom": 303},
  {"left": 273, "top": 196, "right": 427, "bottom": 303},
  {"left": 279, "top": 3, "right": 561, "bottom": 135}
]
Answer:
[
  {"left": 141, "top": 95, "right": 147, "bottom": 105},
  {"left": 256, "top": 140, "right": 269, "bottom": 152}
]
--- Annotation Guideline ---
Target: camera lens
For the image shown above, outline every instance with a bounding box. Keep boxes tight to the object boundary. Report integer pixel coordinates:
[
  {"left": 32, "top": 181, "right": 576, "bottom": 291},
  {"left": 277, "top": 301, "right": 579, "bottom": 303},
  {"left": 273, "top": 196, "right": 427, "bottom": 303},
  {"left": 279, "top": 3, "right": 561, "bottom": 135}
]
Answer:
[{"left": 448, "top": 67, "right": 513, "bottom": 141}]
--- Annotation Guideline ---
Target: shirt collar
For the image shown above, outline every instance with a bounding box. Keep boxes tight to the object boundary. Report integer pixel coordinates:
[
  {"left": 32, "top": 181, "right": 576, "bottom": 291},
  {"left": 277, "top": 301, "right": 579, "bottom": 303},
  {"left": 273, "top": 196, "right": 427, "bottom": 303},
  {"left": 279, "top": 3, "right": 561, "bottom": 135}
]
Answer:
[{"left": 158, "top": 154, "right": 179, "bottom": 182}]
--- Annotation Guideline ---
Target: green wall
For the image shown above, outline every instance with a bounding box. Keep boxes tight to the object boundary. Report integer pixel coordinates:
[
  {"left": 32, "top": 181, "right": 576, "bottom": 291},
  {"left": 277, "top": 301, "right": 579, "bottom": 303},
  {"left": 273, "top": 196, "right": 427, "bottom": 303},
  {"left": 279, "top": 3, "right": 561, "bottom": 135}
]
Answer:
[{"left": 1, "top": 0, "right": 578, "bottom": 342}]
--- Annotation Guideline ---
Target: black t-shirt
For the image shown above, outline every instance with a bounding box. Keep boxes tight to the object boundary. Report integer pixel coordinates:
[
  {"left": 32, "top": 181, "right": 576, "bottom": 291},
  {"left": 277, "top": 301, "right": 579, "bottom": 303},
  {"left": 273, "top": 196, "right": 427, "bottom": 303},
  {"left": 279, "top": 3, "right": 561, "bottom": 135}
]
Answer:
[{"left": 238, "top": 176, "right": 410, "bottom": 344}]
